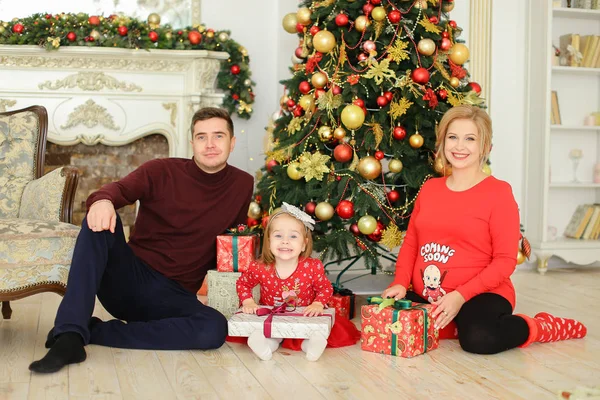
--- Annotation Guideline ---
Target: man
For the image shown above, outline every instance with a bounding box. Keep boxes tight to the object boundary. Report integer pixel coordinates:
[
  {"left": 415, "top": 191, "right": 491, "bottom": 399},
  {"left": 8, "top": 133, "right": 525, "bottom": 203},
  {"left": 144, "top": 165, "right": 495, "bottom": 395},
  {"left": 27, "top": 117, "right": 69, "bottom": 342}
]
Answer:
[{"left": 30, "top": 107, "right": 254, "bottom": 373}]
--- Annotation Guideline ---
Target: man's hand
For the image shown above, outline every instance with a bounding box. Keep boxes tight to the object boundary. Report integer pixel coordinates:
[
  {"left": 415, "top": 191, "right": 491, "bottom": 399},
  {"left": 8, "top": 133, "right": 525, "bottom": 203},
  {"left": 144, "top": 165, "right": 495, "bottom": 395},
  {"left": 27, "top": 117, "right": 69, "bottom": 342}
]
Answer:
[
  {"left": 87, "top": 200, "right": 117, "bottom": 233},
  {"left": 431, "top": 291, "right": 466, "bottom": 329},
  {"left": 303, "top": 301, "right": 324, "bottom": 317},
  {"left": 241, "top": 299, "right": 259, "bottom": 314},
  {"left": 381, "top": 284, "right": 407, "bottom": 301}
]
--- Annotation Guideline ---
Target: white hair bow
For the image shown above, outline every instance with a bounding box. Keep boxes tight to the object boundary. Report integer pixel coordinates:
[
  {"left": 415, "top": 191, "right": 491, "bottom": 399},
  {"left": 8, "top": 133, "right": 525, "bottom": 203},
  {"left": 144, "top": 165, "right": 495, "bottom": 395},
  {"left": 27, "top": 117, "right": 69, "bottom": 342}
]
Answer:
[{"left": 280, "top": 202, "right": 316, "bottom": 231}]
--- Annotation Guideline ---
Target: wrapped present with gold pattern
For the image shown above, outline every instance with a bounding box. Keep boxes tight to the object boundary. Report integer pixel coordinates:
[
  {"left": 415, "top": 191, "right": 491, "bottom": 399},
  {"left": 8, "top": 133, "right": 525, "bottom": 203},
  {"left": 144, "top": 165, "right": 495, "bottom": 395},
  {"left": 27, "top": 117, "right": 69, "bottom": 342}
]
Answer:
[
  {"left": 206, "top": 270, "right": 259, "bottom": 319},
  {"left": 360, "top": 297, "right": 439, "bottom": 358}
]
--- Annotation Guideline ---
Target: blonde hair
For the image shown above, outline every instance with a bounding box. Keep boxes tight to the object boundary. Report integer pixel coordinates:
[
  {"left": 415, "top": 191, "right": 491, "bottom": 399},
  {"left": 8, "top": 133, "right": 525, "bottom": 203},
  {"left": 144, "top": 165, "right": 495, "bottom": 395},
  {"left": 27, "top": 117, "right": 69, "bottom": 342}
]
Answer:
[
  {"left": 260, "top": 212, "right": 313, "bottom": 265},
  {"left": 434, "top": 105, "right": 492, "bottom": 169}
]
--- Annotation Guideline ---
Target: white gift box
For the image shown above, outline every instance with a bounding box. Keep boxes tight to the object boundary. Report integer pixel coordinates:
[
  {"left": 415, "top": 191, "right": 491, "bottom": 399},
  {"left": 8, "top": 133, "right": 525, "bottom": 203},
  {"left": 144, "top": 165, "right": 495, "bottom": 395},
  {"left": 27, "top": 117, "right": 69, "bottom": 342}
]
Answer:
[
  {"left": 206, "top": 270, "right": 260, "bottom": 319},
  {"left": 227, "top": 306, "right": 335, "bottom": 339}
]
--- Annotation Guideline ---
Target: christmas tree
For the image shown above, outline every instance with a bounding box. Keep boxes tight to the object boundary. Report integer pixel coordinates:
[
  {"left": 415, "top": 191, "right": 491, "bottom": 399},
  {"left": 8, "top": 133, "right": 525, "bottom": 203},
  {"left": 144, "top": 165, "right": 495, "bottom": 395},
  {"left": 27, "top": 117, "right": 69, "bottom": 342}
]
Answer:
[{"left": 251, "top": 0, "right": 485, "bottom": 274}]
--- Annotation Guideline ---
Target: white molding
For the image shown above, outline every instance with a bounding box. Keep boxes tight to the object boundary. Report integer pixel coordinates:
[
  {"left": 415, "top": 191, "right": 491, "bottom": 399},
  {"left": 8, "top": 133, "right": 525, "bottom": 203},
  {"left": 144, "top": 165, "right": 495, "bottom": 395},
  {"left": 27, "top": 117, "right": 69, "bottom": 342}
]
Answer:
[{"left": 469, "top": 0, "right": 493, "bottom": 111}]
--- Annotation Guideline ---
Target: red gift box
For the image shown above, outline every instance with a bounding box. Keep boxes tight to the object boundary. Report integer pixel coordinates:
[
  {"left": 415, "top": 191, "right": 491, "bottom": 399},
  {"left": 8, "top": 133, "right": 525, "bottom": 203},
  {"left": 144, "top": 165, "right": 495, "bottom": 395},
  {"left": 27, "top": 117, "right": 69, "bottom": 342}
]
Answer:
[
  {"left": 216, "top": 234, "right": 259, "bottom": 272},
  {"left": 326, "top": 288, "right": 355, "bottom": 319},
  {"left": 360, "top": 298, "right": 439, "bottom": 358}
]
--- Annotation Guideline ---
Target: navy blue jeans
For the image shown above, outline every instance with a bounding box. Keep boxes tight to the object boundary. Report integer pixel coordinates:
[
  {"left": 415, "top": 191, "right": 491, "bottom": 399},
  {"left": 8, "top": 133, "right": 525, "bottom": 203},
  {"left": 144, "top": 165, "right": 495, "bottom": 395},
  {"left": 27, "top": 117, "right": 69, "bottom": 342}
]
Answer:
[{"left": 53, "top": 215, "right": 227, "bottom": 350}]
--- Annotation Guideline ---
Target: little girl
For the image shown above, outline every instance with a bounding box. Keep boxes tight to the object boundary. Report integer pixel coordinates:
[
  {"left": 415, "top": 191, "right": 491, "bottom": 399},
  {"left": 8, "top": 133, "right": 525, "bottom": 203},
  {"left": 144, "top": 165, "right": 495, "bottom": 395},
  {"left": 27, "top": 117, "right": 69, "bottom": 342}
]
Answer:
[{"left": 236, "top": 202, "right": 360, "bottom": 361}]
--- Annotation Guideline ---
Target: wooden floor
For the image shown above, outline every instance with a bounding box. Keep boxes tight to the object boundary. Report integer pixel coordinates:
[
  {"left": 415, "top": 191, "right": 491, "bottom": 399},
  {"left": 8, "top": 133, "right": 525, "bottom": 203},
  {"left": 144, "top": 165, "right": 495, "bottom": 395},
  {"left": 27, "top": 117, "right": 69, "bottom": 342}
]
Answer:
[{"left": 1, "top": 267, "right": 599, "bottom": 400}]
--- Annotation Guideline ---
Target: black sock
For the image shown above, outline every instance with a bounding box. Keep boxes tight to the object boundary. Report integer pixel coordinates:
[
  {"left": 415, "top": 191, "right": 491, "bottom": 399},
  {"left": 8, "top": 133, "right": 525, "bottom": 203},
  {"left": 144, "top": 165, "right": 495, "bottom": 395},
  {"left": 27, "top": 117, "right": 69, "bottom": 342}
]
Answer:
[
  {"left": 45, "top": 317, "right": 103, "bottom": 349},
  {"left": 30, "top": 332, "right": 86, "bottom": 373}
]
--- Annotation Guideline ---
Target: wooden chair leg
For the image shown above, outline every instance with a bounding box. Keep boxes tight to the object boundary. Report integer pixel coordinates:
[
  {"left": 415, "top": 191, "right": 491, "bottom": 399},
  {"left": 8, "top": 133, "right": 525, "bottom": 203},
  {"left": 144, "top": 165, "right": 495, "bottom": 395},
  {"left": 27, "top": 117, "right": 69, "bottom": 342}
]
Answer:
[{"left": 2, "top": 301, "right": 12, "bottom": 319}]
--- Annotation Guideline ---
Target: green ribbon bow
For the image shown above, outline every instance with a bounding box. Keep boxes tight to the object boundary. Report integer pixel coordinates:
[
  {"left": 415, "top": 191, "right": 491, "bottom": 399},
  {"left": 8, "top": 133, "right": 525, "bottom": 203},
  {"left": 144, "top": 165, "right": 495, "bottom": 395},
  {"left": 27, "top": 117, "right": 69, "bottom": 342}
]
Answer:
[
  {"left": 232, "top": 236, "right": 239, "bottom": 272},
  {"left": 367, "top": 296, "right": 430, "bottom": 356}
]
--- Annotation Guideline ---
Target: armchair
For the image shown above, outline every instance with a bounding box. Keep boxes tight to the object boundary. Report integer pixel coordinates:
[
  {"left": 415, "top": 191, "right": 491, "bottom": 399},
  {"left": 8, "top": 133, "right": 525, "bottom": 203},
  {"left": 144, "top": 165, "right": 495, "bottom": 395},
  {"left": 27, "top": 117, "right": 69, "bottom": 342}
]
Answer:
[{"left": 0, "top": 106, "right": 79, "bottom": 319}]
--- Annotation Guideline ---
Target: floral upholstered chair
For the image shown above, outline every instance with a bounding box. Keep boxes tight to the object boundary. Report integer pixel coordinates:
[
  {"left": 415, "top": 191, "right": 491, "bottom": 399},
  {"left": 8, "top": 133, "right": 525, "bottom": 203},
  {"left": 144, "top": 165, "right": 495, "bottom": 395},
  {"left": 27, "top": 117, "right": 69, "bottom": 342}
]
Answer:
[{"left": 0, "top": 106, "right": 79, "bottom": 319}]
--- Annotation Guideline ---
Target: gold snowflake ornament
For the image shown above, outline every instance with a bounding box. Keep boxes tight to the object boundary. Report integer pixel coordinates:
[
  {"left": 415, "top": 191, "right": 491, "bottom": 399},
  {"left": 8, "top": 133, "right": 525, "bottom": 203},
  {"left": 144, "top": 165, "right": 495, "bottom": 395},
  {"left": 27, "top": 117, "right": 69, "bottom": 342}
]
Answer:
[
  {"left": 380, "top": 223, "right": 405, "bottom": 251},
  {"left": 298, "top": 151, "right": 331, "bottom": 182}
]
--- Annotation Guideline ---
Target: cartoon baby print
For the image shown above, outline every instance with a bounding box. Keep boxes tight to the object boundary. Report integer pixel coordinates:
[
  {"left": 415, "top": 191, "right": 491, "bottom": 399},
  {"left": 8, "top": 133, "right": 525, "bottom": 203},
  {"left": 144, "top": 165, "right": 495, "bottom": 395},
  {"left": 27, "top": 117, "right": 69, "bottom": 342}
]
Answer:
[{"left": 421, "top": 265, "right": 447, "bottom": 303}]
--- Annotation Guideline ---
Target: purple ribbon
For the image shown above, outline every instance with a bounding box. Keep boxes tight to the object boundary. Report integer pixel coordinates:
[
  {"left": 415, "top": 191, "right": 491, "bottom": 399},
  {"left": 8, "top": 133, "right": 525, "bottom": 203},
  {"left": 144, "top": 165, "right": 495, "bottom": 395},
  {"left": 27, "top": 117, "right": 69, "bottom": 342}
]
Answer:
[{"left": 253, "top": 302, "right": 333, "bottom": 338}]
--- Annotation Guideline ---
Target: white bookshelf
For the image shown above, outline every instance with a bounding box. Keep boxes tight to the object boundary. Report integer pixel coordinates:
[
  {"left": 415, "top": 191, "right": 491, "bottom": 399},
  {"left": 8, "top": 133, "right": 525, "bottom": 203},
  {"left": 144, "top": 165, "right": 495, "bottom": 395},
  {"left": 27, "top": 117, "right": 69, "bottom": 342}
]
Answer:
[{"left": 525, "top": 2, "right": 600, "bottom": 274}]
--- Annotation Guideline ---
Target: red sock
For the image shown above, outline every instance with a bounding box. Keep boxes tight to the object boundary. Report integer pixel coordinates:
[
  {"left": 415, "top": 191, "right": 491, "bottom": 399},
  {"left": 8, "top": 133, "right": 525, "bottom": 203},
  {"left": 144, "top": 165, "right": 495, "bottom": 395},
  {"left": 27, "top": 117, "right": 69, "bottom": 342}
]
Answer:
[{"left": 517, "top": 312, "right": 587, "bottom": 348}]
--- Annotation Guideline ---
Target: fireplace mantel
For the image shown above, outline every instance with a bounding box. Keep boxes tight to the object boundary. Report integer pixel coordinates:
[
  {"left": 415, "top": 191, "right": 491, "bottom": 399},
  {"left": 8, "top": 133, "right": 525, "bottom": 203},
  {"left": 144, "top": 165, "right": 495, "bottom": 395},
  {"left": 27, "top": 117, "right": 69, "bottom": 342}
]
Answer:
[{"left": 0, "top": 45, "right": 229, "bottom": 157}]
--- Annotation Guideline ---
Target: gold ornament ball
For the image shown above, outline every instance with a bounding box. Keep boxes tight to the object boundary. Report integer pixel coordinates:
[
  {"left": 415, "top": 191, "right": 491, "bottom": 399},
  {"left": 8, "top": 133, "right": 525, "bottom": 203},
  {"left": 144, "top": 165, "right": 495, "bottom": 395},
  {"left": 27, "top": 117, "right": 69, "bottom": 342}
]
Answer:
[
  {"left": 218, "top": 32, "right": 229, "bottom": 42},
  {"left": 147, "top": 13, "right": 161, "bottom": 29},
  {"left": 313, "top": 30, "right": 336, "bottom": 53},
  {"left": 299, "top": 94, "right": 316, "bottom": 112},
  {"left": 449, "top": 43, "right": 470, "bottom": 65},
  {"left": 311, "top": 72, "right": 328, "bottom": 89},
  {"left": 287, "top": 162, "right": 304, "bottom": 180},
  {"left": 434, "top": 157, "right": 446, "bottom": 174},
  {"left": 282, "top": 13, "right": 298, "bottom": 34},
  {"left": 389, "top": 159, "right": 403, "bottom": 173},
  {"left": 358, "top": 156, "right": 382, "bottom": 180},
  {"left": 247, "top": 201, "right": 262, "bottom": 219},
  {"left": 409, "top": 133, "right": 424, "bottom": 149},
  {"left": 280, "top": 95, "right": 289, "bottom": 107},
  {"left": 355, "top": 16, "right": 370, "bottom": 33},
  {"left": 0, "top": 26, "right": 4, "bottom": 34},
  {"left": 371, "top": 6, "right": 386, "bottom": 21},
  {"left": 450, "top": 77, "right": 460, "bottom": 88},
  {"left": 415, "top": 0, "right": 428, "bottom": 9},
  {"left": 443, "top": 3, "right": 455, "bottom": 12},
  {"left": 482, "top": 164, "right": 492, "bottom": 176},
  {"left": 90, "top": 30, "right": 101, "bottom": 41},
  {"left": 333, "top": 127, "right": 347, "bottom": 140},
  {"left": 165, "top": 31, "right": 172, "bottom": 40},
  {"left": 417, "top": 38, "right": 436, "bottom": 56},
  {"left": 315, "top": 202, "right": 334, "bottom": 221},
  {"left": 240, "top": 46, "right": 249, "bottom": 57},
  {"left": 517, "top": 250, "right": 526, "bottom": 265},
  {"left": 341, "top": 104, "right": 365, "bottom": 130},
  {"left": 296, "top": 7, "right": 312, "bottom": 25},
  {"left": 318, "top": 125, "right": 333, "bottom": 142},
  {"left": 358, "top": 215, "right": 378, "bottom": 235}
]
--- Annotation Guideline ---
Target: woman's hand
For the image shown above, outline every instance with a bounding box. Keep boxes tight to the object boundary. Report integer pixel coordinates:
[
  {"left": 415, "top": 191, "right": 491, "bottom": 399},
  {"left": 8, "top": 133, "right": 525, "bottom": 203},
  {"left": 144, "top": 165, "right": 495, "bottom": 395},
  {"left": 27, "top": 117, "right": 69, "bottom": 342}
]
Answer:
[
  {"left": 431, "top": 291, "right": 465, "bottom": 329},
  {"left": 303, "top": 301, "right": 324, "bottom": 317},
  {"left": 381, "top": 284, "right": 407, "bottom": 301},
  {"left": 241, "top": 299, "right": 259, "bottom": 314}
]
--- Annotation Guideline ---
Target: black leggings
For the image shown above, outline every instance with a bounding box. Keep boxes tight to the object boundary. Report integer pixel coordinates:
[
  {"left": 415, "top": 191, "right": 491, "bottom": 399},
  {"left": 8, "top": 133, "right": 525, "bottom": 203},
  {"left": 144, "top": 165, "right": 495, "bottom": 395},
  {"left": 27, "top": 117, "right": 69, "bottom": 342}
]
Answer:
[{"left": 405, "top": 291, "right": 530, "bottom": 354}]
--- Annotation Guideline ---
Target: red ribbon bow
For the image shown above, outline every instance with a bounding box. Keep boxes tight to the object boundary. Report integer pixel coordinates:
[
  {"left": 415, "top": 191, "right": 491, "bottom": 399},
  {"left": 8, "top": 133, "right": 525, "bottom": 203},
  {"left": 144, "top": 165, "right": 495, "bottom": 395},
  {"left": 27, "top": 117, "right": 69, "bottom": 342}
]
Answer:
[{"left": 256, "top": 301, "right": 303, "bottom": 338}]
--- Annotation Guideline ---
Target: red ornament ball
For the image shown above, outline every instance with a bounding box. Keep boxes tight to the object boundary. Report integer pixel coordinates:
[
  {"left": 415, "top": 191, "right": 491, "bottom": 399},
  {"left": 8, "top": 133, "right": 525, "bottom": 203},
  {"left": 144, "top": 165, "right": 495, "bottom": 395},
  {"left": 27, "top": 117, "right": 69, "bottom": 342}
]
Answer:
[
  {"left": 350, "top": 224, "right": 360, "bottom": 236},
  {"left": 363, "top": 3, "right": 374, "bottom": 15},
  {"left": 299, "top": 81, "right": 311, "bottom": 94},
  {"left": 88, "top": 16, "right": 100, "bottom": 25},
  {"left": 441, "top": 31, "right": 449, "bottom": 39},
  {"left": 230, "top": 65, "right": 241, "bottom": 75},
  {"left": 12, "top": 23, "right": 24, "bottom": 34},
  {"left": 177, "top": 30, "right": 183, "bottom": 35},
  {"left": 357, "top": 53, "right": 368, "bottom": 63},
  {"left": 266, "top": 159, "right": 279, "bottom": 172},
  {"left": 296, "top": 23, "right": 305, "bottom": 33},
  {"left": 335, "top": 13, "right": 349, "bottom": 26},
  {"left": 388, "top": 10, "right": 401, "bottom": 24},
  {"left": 440, "top": 38, "right": 451, "bottom": 51},
  {"left": 294, "top": 47, "right": 306, "bottom": 59},
  {"left": 66, "top": 32, "right": 77, "bottom": 42},
  {"left": 286, "top": 99, "right": 296, "bottom": 108},
  {"left": 148, "top": 31, "right": 158, "bottom": 42},
  {"left": 429, "top": 16, "right": 439, "bottom": 24},
  {"left": 387, "top": 190, "right": 400, "bottom": 203},
  {"left": 438, "top": 89, "right": 448, "bottom": 100},
  {"left": 293, "top": 107, "right": 304, "bottom": 117},
  {"left": 374, "top": 150, "right": 385, "bottom": 160},
  {"left": 255, "top": 195, "right": 262, "bottom": 203},
  {"left": 353, "top": 98, "right": 365, "bottom": 108},
  {"left": 468, "top": 82, "right": 482, "bottom": 94},
  {"left": 383, "top": 91, "right": 394, "bottom": 102},
  {"left": 393, "top": 126, "right": 407, "bottom": 140},
  {"left": 332, "top": 85, "right": 342, "bottom": 95},
  {"left": 333, "top": 143, "right": 354, "bottom": 163},
  {"left": 188, "top": 30, "right": 202, "bottom": 45},
  {"left": 371, "top": 0, "right": 382, "bottom": 4},
  {"left": 411, "top": 67, "right": 430, "bottom": 84},
  {"left": 449, "top": 20, "right": 457, "bottom": 28},
  {"left": 376, "top": 96, "right": 388, "bottom": 107},
  {"left": 314, "top": 88, "right": 326, "bottom": 99},
  {"left": 367, "top": 221, "right": 385, "bottom": 242},
  {"left": 45, "top": 14, "right": 52, "bottom": 19},
  {"left": 305, "top": 201, "right": 317, "bottom": 215},
  {"left": 232, "top": 94, "right": 240, "bottom": 100},
  {"left": 247, "top": 217, "right": 259, "bottom": 228},
  {"left": 309, "top": 25, "right": 320, "bottom": 35},
  {"left": 118, "top": 26, "right": 128, "bottom": 36},
  {"left": 336, "top": 200, "right": 355, "bottom": 219}
]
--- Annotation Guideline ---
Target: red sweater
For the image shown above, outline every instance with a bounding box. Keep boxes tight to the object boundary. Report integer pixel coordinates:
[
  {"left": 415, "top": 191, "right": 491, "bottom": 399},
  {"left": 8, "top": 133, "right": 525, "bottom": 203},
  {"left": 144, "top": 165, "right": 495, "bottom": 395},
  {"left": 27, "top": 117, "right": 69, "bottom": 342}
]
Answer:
[
  {"left": 87, "top": 158, "right": 254, "bottom": 293},
  {"left": 392, "top": 176, "right": 520, "bottom": 309},
  {"left": 237, "top": 258, "right": 333, "bottom": 307}
]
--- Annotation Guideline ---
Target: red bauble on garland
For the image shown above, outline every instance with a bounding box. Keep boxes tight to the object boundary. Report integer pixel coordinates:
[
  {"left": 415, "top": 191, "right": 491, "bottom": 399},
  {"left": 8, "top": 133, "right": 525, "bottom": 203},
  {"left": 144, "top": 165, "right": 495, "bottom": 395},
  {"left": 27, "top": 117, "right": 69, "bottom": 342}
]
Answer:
[
  {"left": 148, "top": 31, "right": 158, "bottom": 42},
  {"left": 367, "top": 221, "right": 385, "bottom": 242},
  {"left": 88, "top": 16, "right": 100, "bottom": 25},
  {"left": 305, "top": 201, "right": 317, "bottom": 215},
  {"left": 333, "top": 143, "right": 354, "bottom": 163},
  {"left": 468, "top": 82, "right": 482, "bottom": 94},
  {"left": 335, "top": 13, "right": 349, "bottom": 26},
  {"left": 336, "top": 200, "right": 355, "bottom": 219},
  {"left": 393, "top": 126, "right": 407, "bottom": 140},
  {"left": 296, "top": 23, "right": 305, "bottom": 33},
  {"left": 350, "top": 223, "right": 360, "bottom": 236},
  {"left": 266, "top": 159, "right": 279, "bottom": 172},
  {"left": 376, "top": 95, "right": 389, "bottom": 107},
  {"left": 247, "top": 217, "right": 259, "bottom": 228},
  {"left": 388, "top": 10, "right": 401, "bottom": 24},
  {"left": 230, "top": 65, "right": 241, "bottom": 74},
  {"left": 188, "top": 31, "right": 202, "bottom": 45},
  {"left": 353, "top": 98, "right": 365, "bottom": 108},
  {"left": 449, "top": 20, "right": 457, "bottom": 28},
  {"left": 66, "top": 32, "right": 77, "bottom": 42},
  {"left": 429, "top": 16, "right": 439, "bottom": 24},
  {"left": 12, "top": 23, "right": 24, "bottom": 34},
  {"left": 314, "top": 88, "right": 326, "bottom": 99},
  {"left": 362, "top": 3, "right": 374, "bottom": 16},
  {"left": 331, "top": 85, "right": 342, "bottom": 95},
  {"left": 374, "top": 150, "right": 385, "bottom": 160},
  {"left": 438, "top": 89, "right": 448, "bottom": 99},
  {"left": 383, "top": 91, "right": 394, "bottom": 102},
  {"left": 411, "top": 67, "right": 430, "bottom": 84},
  {"left": 309, "top": 25, "right": 320, "bottom": 35},
  {"left": 440, "top": 38, "right": 451, "bottom": 51},
  {"left": 387, "top": 190, "right": 400, "bottom": 203},
  {"left": 299, "top": 81, "right": 311, "bottom": 94},
  {"left": 118, "top": 26, "right": 128, "bottom": 36}
]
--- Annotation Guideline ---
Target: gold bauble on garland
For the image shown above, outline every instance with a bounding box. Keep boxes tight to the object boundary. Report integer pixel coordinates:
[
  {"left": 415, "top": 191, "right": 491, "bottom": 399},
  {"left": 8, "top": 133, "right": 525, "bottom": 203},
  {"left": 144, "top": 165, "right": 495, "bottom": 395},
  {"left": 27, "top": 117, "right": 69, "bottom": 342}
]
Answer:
[
  {"left": 358, "top": 215, "right": 377, "bottom": 235},
  {"left": 311, "top": 72, "right": 328, "bottom": 89},
  {"left": 358, "top": 156, "right": 382, "bottom": 180},
  {"left": 299, "top": 94, "right": 316, "bottom": 112},
  {"left": 247, "top": 201, "right": 262, "bottom": 219},
  {"left": 355, "top": 16, "right": 370, "bottom": 32},
  {"left": 341, "top": 104, "right": 365, "bottom": 130},
  {"left": 409, "top": 133, "right": 424, "bottom": 149},
  {"left": 287, "top": 162, "right": 304, "bottom": 180},
  {"left": 517, "top": 250, "right": 526, "bottom": 265},
  {"left": 417, "top": 39, "right": 436, "bottom": 56},
  {"left": 90, "top": 30, "right": 101, "bottom": 41},
  {"left": 450, "top": 77, "right": 460, "bottom": 88},
  {"left": 371, "top": 7, "right": 386, "bottom": 21},
  {"left": 315, "top": 202, "right": 334, "bottom": 221},
  {"left": 333, "top": 127, "right": 347, "bottom": 140},
  {"left": 282, "top": 13, "right": 298, "bottom": 34},
  {"left": 147, "top": 13, "right": 161, "bottom": 29},
  {"left": 389, "top": 159, "right": 403, "bottom": 173},
  {"left": 449, "top": 43, "right": 470, "bottom": 65},
  {"left": 296, "top": 7, "right": 312, "bottom": 25},
  {"left": 318, "top": 125, "right": 333, "bottom": 142},
  {"left": 313, "top": 30, "right": 336, "bottom": 53}
]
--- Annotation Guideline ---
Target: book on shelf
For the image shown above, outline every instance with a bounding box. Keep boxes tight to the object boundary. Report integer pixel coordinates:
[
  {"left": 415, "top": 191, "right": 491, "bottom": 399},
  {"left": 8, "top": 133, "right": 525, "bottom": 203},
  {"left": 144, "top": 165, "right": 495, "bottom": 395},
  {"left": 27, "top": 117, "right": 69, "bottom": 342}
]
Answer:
[
  {"left": 564, "top": 204, "right": 600, "bottom": 239},
  {"left": 551, "top": 91, "right": 561, "bottom": 125},
  {"left": 559, "top": 34, "right": 581, "bottom": 67}
]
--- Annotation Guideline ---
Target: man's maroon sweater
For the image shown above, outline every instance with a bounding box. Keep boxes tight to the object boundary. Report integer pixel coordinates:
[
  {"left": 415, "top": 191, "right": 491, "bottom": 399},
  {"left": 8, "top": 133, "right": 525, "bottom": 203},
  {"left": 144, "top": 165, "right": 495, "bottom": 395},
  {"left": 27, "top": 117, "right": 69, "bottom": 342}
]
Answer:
[{"left": 86, "top": 158, "right": 254, "bottom": 293}]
